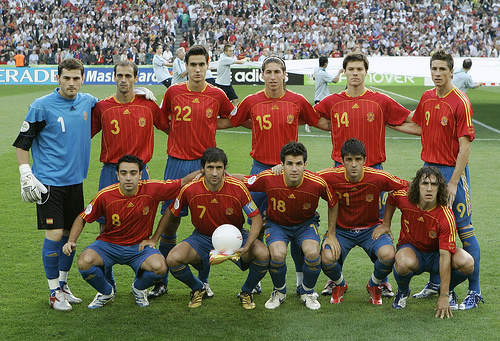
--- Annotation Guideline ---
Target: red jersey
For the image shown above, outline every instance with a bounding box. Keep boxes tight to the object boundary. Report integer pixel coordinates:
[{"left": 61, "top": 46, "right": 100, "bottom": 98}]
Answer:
[
  {"left": 161, "top": 82, "right": 234, "bottom": 160},
  {"left": 318, "top": 166, "right": 409, "bottom": 229},
  {"left": 388, "top": 189, "right": 457, "bottom": 253},
  {"left": 314, "top": 89, "right": 410, "bottom": 166},
  {"left": 230, "top": 90, "right": 320, "bottom": 165},
  {"left": 92, "top": 95, "right": 167, "bottom": 164},
  {"left": 170, "top": 176, "right": 260, "bottom": 236},
  {"left": 243, "top": 169, "right": 336, "bottom": 226},
  {"left": 413, "top": 88, "right": 475, "bottom": 166},
  {"left": 80, "top": 180, "right": 181, "bottom": 246}
]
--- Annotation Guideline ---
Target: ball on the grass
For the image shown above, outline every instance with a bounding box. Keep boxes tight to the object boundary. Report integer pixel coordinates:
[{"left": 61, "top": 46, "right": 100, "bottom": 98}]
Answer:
[{"left": 212, "top": 224, "right": 243, "bottom": 254}]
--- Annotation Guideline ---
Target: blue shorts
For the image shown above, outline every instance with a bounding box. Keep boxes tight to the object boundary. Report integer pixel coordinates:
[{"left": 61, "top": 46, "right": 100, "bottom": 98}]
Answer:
[
  {"left": 397, "top": 244, "right": 440, "bottom": 276},
  {"left": 265, "top": 214, "right": 321, "bottom": 248},
  {"left": 425, "top": 163, "right": 472, "bottom": 228},
  {"left": 183, "top": 229, "right": 252, "bottom": 272},
  {"left": 97, "top": 163, "right": 150, "bottom": 224},
  {"left": 324, "top": 225, "right": 393, "bottom": 265},
  {"left": 335, "top": 161, "right": 387, "bottom": 218},
  {"left": 161, "top": 157, "right": 201, "bottom": 215},
  {"left": 249, "top": 159, "right": 274, "bottom": 219},
  {"left": 86, "top": 240, "right": 162, "bottom": 274}
]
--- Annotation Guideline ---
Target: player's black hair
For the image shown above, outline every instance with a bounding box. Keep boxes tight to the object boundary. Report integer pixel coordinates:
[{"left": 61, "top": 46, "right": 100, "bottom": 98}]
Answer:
[
  {"left": 343, "top": 53, "right": 369, "bottom": 71},
  {"left": 319, "top": 56, "right": 329, "bottom": 67},
  {"left": 280, "top": 141, "right": 307, "bottom": 163},
  {"left": 58, "top": 58, "right": 84, "bottom": 76},
  {"left": 114, "top": 60, "right": 138, "bottom": 77},
  {"left": 463, "top": 58, "right": 472, "bottom": 69},
  {"left": 201, "top": 147, "right": 228, "bottom": 168},
  {"left": 431, "top": 49, "right": 454, "bottom": 71},
  {"left": 341, "top": 138, "right": 366, "bottom": 159},
  {"left": 408, "top": 166, "right": 447, "bottom": 206},
  {"left": 185, "top": 44, "right": 209, "bottom": 63},
  {"left": 116, "top": 154, "right": 144, "bottom": 172}
]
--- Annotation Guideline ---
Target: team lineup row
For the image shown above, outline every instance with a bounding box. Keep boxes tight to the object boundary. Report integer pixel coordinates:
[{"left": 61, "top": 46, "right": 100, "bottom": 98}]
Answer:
[{"left": 13, "top": 44, "right": 482, "bottom": 317}]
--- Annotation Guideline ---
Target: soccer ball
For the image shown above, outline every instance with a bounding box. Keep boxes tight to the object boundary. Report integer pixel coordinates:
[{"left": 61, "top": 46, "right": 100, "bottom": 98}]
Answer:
[{"left": 212, "top": 224, "right": 243, "bottom": 254}]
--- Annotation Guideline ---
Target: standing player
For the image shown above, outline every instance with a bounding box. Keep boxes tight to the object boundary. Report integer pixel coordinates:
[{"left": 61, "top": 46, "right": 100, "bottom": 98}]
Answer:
[
  {"left": 62, "top": 155, "right": 197, "bottom": 309},
  {"left": 171, "top": 47, "right": 188, "bottom": 85},
  {"left": 215, "top": 44, "right": 250, "bottom": 105},
  {"left": 314, "top": 52, "right": 419, "bottom": 297},
  {"left": 318, "top": 139, "right": 409, "bottom": 305},
  {"left": 163, "top": 148, "right": 269, "bottom": 309},
  {"left": 150, "top": 45, "right": 235, "bottom": 298},
  {"left": 218, "top": 56, "right": 331, "bottom": 294},
  {"left": 411, "top": 50, "right": 482, "bottom": 310},
  {"left": 380, "top": 166, "right": 473, "bottom": 317},
  {"left": 13, "top": 58, "right": 98, "bottom": 311},
  {"left": 304, "top": 56, "right": 343, "bottom": 133},
  {"left": 233, "top": 142, "right": 337, "bottom": 310},
  {"left": 92, "top": 60, "right": 168, "bottom": 288},
  {"left": 153, "top": 45, "right": 173, "bottom": 88}
]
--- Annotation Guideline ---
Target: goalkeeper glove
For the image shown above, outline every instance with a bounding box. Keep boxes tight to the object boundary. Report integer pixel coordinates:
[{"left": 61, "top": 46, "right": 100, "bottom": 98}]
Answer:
[
  {"left": 19, "top": 164, "right": 47, "bottom": 203},
  {"left": 134, "top": 87, "right": 157, "bottom": 102}
]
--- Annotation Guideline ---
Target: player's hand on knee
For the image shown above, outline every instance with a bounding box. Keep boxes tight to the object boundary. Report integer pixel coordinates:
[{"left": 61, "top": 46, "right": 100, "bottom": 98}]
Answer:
[
  {"left": 19, "top": 164, "right": 47, "bottom": 203},
  {"left": 139, "top": 239, "right": 156, "bottom": 251}
]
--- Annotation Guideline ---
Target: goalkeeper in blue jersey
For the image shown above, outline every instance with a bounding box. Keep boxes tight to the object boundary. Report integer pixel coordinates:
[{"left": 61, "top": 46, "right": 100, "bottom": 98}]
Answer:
[{"left": 13, "top": 58, "right": 98, "bottom": 311}]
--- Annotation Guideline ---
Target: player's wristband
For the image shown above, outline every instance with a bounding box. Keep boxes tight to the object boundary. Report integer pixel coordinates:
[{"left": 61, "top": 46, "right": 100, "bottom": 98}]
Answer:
[{"left": 19, "top": 164, "right": 32, "bottom": 177}]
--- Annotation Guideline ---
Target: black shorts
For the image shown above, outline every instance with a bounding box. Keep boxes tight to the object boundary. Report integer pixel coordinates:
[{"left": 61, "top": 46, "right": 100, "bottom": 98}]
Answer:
[
  {"left": 215, "top": 83, "right": 238, "bottom": 101},
  {"left": 36, "top": 183, "right": 84, "bottom": 231}
]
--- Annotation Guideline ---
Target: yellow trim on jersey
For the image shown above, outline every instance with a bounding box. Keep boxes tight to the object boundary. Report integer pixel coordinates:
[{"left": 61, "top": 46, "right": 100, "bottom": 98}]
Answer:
[
  {"left": 442, "top": 206, "right": 457, "bottom": 243},
  {"left": 453, "top": 88, "right": 473, "bottom": 127}
]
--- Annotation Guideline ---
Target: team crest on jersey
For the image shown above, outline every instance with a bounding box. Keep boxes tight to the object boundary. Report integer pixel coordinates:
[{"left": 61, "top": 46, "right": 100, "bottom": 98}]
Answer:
[
  {"left": 20, "top": 121, "right": 30, "bottom": 132},
  {"left": 206, "top": 108, "right": 213, "bottom": 118},
  {"left": 85, "top": 204, "right": 93, "bottom": 215},
  {"left": 84, "top": 112, "right": 88, "bottom": 121},
  {"left": 225, "top": 207, "right": 234, "bottom": 215},
  {"left": 138, "top": 117, "right": 146, "bottom": 127},
  {"left": 366, "top": 194, "right": 374, "bottom": 202},
  {"left": 440, "top": 116, "right": 448, "bottom": 126},
  {"left": 429, "top": 230, "right": 437, "bottom": 239},
  {"left": 303, "top": 203, "right": 311, "bottom": 210},
  {"left": 366, "top": 112, "right": 375, "bottom": 122},
  {"left": 143, "top": 206, "right": 150, "bottom": 215},
  {"left": 287, "top": 114, "right": 294, "bottom": 124}
]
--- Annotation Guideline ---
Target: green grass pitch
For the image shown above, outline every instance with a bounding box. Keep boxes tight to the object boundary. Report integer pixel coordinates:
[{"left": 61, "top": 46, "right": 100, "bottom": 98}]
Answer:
[{"left": 1, "top": 83, "right": 499, "bottom": 340}]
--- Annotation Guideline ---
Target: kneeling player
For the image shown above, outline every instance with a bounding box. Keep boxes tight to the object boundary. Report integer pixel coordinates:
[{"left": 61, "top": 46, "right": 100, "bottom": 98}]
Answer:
[
  {"left": 234, "top": 142, "right": 337, "bottom": 310},
  {"left": 164, "top": 147, "right": 269, "bottom": 309},
  {"left": 380, "top": 166, "right": 473, "bottom": 318},
  {"left": 318, "top": 139, "right": 408, "bottom": 305},
  {"left": 62, "top": 155, "right": 196, "bottom": 308}
]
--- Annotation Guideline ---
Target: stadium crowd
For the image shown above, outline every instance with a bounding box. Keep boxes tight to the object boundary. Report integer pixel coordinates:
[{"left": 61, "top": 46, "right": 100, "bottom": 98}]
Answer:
[{"left": 1, "top": 0, "right": 500, "bottom": 66}]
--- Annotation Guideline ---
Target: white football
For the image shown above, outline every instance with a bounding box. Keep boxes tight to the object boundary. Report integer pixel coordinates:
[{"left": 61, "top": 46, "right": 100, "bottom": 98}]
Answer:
[{"left": 212, "top": 224, "right": 243, "bottom": 254}]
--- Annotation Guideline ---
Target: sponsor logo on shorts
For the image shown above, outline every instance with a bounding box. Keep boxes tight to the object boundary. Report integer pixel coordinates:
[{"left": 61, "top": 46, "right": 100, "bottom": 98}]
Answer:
[
  {"left": 46, "top": 218, "right": 54, "bottom": 225},
  {"left": 20, "top": 121, "right": 30, "bottom": 132}
]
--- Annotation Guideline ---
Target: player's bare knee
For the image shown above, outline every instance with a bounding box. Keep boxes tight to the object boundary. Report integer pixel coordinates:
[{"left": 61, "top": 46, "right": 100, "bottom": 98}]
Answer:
[
  {"left": 45, "top": 229, "right": 64, "bottom": 242},
  {"left": 252, "top": 242, "right": 270, "bottom": 262},
  {"left": 303, "top": 245, "right": 320, "bottom": 260},
  {"left": 321, "top": 248, "right": 336, "bottom": 264},
  {"left": 377, "top": 245, "right": 395, "bottom": 263},
  {"left": 452, "top": 249, "right": 474, "bottom": 275}
]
